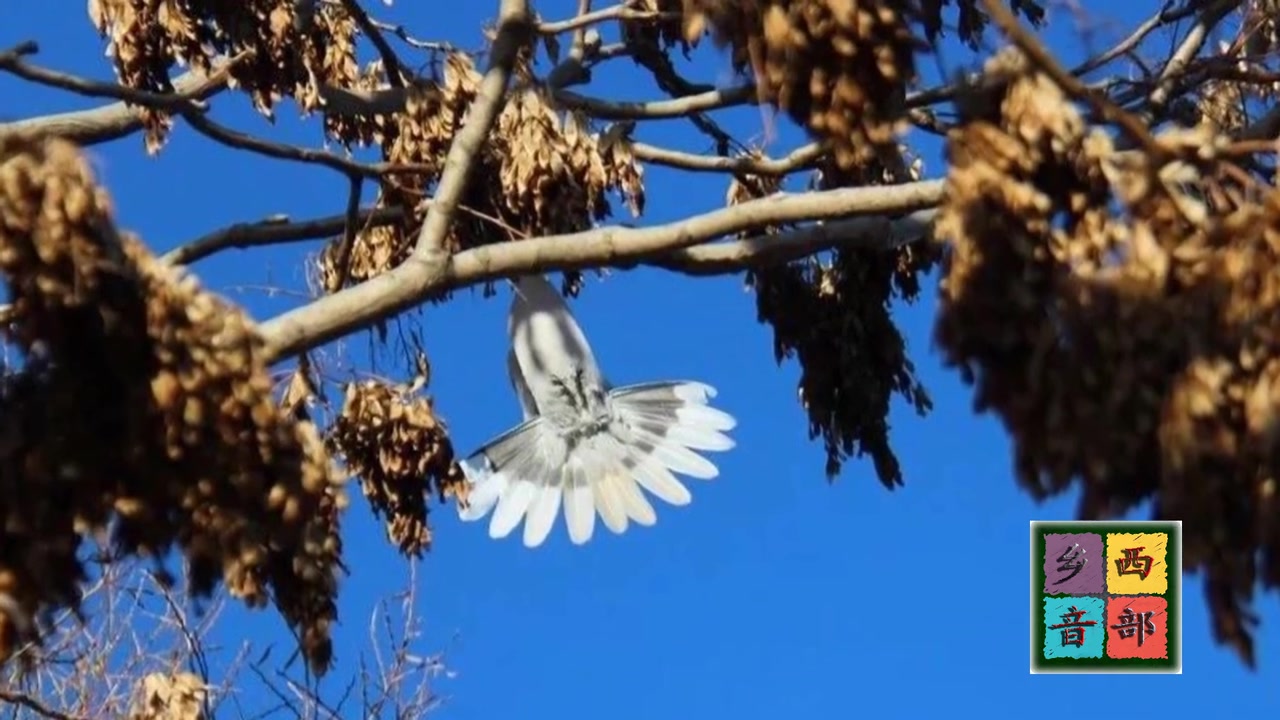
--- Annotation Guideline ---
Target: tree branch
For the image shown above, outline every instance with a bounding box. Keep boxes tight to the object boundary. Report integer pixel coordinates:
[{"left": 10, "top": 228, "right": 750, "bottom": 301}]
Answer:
[
  {"left": 0, "top": 42, "right": 217, "bottom": 111},
  {"left": 538, "top": 3, "right": 672, "bottom": 35},
  {"left": 553, "top": 84, "right": 756, "bottom": 120},
  {"left": 256, "top": 179, "right": 946, "bottom": 361},
  {"left": 0, "top": 689, "right": 87, "bottom": 720},
  {"left": 631, "top": 141, "right": 825, "bottom": 174},
  {"left": 339, "top": 0, "right": 407, "bottom": 87},
  {"left": 179, "top": 109, "right": 420, "bottom": 179},
  {"left": 1144, "top": 0, "right": 1239, "bottom": 113},
  {"left": 160, "top": 207, "right": 405, "bottom": 266},
  {"left": 1069, "top": 0, "right": 1209, "bottom": 77},
  {"left": 0, "top": 59, "right": 238, "bottom": 144},
  {"left": 654, "top": 209, "right": 937, "bottom": 275},
  {"left": 410, "top": 0, "right": 534, "bottom": 257}
]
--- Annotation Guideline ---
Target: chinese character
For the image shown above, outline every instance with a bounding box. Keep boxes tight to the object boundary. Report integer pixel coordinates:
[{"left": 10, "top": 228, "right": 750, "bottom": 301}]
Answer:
[
  {"left": 1048, "top": 606, "right": 1098, "bottom": 647},
  {"left": 1115, "top": 547, "right": 1154, "bottom": 580},
  {"left": 1052, "top": 543, "right": 1088, "bottom": 585},
  {"left": 1111, "top": 607, "right": 1157, "bottom": 647}
]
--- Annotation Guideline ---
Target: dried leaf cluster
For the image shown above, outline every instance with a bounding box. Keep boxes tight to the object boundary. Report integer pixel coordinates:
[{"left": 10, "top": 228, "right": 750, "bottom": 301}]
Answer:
[
  {"left": 673, "top": 0, "right": 918, "bottom": 169},
  {"left": 0, "top": 136, "right": 345, "bottom": 673},
  {"left": 327, "top": 380, "right": 466, "bottom": 556},
  {"left": 88, "top": 0, "right": 360, "bottom": 151},
  {"left": 128, "top": 671, "right": 208, "bottom": 720},
  {"left": 317, "top": 53, "right": 646, "bottom": 290},
  {"left": 935, "top": 48, "right": 1280, "bottom": 667},
  {"left": 730, "top": 152, "right": 937, "bottom": 485}
]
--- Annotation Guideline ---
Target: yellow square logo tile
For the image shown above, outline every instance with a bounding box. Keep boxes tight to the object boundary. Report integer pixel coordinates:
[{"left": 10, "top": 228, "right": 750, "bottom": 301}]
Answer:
[{"left": 1105, "top": 532, "right": 1168, "bottom": 595}]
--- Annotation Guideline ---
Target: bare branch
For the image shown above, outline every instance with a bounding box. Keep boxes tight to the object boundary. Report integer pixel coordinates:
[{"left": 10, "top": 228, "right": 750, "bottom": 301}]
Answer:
[
  {"left": 1070, "top": 0, "right": 1208, "bottom": 76},
  {"left": 410, "top": 0, "right": 534, "bottom": 257},
  {"left": 553, "top": 84, "right": 756, "bottom": 120},
  {"left": 0, "top": 42, "right": 215, "bottom": 112},
  {"left": 257, "top": 179, "right": 946, "bottom": 360},
  {"left": 656, "top": 209, "right": 937, "bottom": 275},
  {"left": 538, "top": 3, "right": 673, "bottom": 35},
  {"left": 0, "top": 62, "right": 236, "bottom": 145},
  {"left": 631, "top": 141, "right": 825, "bottom": 174},
  {"left": 328, "top": 177, "right": 369, "bottom": 293},
  {"left": 180, "top": 110, "right": 421, "bottom": 179},
  {"left": 160, "top": 208, "right": 405, "bottom": 266}
]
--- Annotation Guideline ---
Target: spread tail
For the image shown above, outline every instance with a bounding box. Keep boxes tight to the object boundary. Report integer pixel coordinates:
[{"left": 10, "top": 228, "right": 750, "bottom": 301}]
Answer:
[{"left": 457, "top": 381, "right": 735, "bottom": 548}]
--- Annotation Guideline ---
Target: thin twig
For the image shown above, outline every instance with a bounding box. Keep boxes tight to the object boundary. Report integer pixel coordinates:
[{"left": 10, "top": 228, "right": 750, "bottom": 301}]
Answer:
[{"left": 327, "top": 177, "right": 368, "bottom": 292}]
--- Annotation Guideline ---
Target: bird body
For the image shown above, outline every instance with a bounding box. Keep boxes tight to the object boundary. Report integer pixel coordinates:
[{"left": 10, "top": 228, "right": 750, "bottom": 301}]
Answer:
[{"left": 456, "top": 274, "right": 736, "bottom": 547}]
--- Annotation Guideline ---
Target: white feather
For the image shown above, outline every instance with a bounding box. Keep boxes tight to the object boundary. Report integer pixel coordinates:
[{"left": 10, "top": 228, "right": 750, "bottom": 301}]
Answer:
[
  {"left": 563, "top": 461, "right": 596, "bottom": 545},
  {"left": 522, "top": 482, "right": 563, "bottom": 548},
  {"left": 489, "top": 478, "right": 537, "bottom": 539}
]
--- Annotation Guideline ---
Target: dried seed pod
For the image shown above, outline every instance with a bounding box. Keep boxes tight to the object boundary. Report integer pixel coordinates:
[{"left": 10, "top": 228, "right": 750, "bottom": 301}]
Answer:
[
  {"left": 0, "top": 135, "right": 345, "bottom": 674},
  {"left": 935, "top": 48, "right": 1280, "bottom": 668},
  {"left": 88, "top": 0, "right": 361, "bottom": 151},
  {"left": 327, "top": 381, "right": 465, "bottom": 556},
  {"left": 679, "top": 0, "right": 920, "bottom": 170},
  {"left": 736, "top": 147, "right": 937, "bottom": 486}
]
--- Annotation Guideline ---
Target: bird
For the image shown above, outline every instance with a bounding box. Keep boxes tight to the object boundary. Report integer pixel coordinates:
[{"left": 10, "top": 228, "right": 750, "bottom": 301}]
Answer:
[{"left": 455, "top": 273, "right": 737, "bottom": 548}]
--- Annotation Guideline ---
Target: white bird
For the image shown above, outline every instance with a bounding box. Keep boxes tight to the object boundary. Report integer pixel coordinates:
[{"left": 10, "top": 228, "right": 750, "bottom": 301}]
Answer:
[{"left": 456, "top": 274, "right": 737, "bottom": 548}]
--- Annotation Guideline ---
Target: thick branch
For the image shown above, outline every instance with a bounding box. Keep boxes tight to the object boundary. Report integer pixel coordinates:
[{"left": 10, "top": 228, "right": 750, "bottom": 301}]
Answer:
[{"left": 256, "top": 179, "right": 946, "bottom": 361}]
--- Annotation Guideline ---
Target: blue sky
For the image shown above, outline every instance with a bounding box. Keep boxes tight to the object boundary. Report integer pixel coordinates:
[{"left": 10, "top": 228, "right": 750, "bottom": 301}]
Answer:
[{"left": 4, "top": 0, "right": 1280, "bottom": 717}]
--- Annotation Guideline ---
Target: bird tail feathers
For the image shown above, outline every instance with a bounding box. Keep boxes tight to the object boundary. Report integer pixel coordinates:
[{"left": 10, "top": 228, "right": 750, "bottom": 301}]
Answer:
[{"left": 456, "top": 381, "right": 735, "bottom": 548}]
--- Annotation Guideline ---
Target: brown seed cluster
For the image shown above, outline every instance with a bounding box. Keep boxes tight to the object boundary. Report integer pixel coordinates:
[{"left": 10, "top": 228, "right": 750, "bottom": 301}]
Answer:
[
  {"left": 677, "top": 0, "right": 919, "bottom": 169},
  {"left": 87, "top": 0, "right": 360, "bottom": 151},
  {"left": 935, "top": 48, "right": 1280, "bottom": 667},
  {"left": 317, "top": 53, "right": 646, "bottom": 290},
  {"left": 0, "top": 136, "right": 345, "bottom": 673},
  {"left": 327, "top": 381, "right": 466, "bottom": 557},
  {"left": 732, "top": 155, "right": 937, "bottom": 485},
  {"left": 128, "top": 671, "right": 207, "bottom": 720}
]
